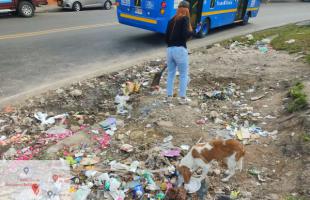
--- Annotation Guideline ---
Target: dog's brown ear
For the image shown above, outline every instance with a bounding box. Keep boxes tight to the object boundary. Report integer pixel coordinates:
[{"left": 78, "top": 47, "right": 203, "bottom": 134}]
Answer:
[{"left": 178, "top": 166, "right": 192, "bottom": 184}]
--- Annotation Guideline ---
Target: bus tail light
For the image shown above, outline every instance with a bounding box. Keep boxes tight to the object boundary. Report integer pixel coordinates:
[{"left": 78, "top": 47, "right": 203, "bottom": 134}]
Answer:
[
  {"left": 161, "top": 1, "right": 167, "bottom": 8},
  {"left": 161, "top": 1, "right": 166, "bottom": 15},
  {"left": 115, "top": 2, "right": 120, "bottom": 6}
]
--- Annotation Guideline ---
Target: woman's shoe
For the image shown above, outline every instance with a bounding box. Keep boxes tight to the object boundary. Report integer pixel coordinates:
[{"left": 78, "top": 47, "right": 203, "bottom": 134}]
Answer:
[
  {"left": 163, "top": 96, "right": 173, "bottom": 104},
  {"left": 178, "top": 97, "right": 191, "bottom": 105}
]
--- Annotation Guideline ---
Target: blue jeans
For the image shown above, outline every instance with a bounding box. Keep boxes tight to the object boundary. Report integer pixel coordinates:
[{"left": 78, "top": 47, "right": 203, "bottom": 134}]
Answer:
[{"left": 166, "top": 46, "right": 189, "bottom": 97}]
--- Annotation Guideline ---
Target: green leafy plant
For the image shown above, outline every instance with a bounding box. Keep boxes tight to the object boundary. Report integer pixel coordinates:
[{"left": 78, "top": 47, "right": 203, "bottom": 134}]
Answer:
[
  {"left": 287, "top": 82, "right": 308, "bottom": 113},
  {"left": 303, "top": 134, "right": 310, "bottom": 142}
]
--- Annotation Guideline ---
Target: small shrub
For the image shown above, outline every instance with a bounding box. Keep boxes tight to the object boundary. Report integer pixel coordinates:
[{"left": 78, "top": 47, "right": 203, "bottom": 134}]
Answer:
[
  {"left": 289, "top": 82, "right": 304, "bottom": 98},
  {"left": 287, "top": 82, "right": 308, "bottom": 113},
  {"left": 303, "top": 134, "right": 310, "bottom": 142}
]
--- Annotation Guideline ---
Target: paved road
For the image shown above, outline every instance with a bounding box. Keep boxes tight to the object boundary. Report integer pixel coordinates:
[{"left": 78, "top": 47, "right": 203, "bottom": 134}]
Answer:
[{"left": 0, "top": 3, "right": 310, "bottom": 106}]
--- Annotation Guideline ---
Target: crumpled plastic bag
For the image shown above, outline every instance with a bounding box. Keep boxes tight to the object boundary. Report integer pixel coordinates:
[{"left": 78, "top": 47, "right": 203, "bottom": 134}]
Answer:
[
  {"left": 120, "top": 144, "right": 134, "bottom": 153},
  {"left": 109, "top": 160, "right": 140, "bottom": 173},
  {"left": 74, "top": 186, "right": 91, "bottom": 200},
  {"left": 161, "top": 149, "right": 181, "bottom": 157},
  {"left": 184, "top": 177, "right": 202, "bottom": 193},
  {"left": 99, "top": 118, "right": 116, "bottom": 130},
  {"left": 109, "top": 160, "right": 130, "bottom": 171},
  {"left": 115, "top": 95, "right": 130, "bottom": 115},
  {"left": 34, "top": 112, "right": 68, "bottom": 125}
]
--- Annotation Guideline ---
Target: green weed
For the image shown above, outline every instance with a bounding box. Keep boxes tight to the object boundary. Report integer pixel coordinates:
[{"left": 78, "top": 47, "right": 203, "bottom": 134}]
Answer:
[
  {"left": 287, "top": 82, "right": 308, "bottom": 113},
  {"left": 303, "top": 134, "right": 310, "bottom": 142},
  {"left": 284, "top": 196, "right": 305, "bottom": 200}
]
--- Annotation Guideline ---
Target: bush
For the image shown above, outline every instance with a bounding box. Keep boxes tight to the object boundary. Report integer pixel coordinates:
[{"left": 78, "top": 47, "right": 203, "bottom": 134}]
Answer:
[{"left": 287, "top": 82, "right": 308, "bottom": 113}]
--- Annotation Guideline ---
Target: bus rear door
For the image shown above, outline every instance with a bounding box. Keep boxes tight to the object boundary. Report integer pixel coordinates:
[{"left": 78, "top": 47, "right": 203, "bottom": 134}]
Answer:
[
  {"left": 188, "top": 0, "right": 203, "bottom": 28},
  {"left": 235, "top": 0, "right": 248, "bottom": 21}
]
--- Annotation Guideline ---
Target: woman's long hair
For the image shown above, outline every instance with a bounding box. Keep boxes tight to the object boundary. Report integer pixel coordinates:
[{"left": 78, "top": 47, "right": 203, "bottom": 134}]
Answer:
[{"left": 173, "top": 7, "right": 193, "bottom": 32}]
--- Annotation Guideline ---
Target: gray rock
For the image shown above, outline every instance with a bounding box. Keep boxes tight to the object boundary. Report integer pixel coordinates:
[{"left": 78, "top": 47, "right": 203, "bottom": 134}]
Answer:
[
  {"left": 210, "top": 111, "right": 219, "bottom": 119},
  {"left": 117, "top": 134, "right": 125, "bottom": 140},
  {"left": 266, "top": 193, "right": 279, "bottom": 200},
  {"left": 70, "top": 89, "right": 83, "bottom": 97},
  {"left": 116, "top": 119, "right": 125, "bottom": 128},
  {"left": 156, "top": 120, "right": 174, "bottom": 128},
  {"left": 56, "top": 88, "right": 64, "bottom": 94},
  {"left": 21, "top": 117, "right": 33, "bottom": 126}
]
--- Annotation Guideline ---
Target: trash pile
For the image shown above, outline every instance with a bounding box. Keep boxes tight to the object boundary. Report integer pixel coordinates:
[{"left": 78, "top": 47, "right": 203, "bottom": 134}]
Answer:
[
  {"left": 1, "top": 38, "right": 310, "bottom": 199},
  {"left": 0, "top": 69, "right": 279, "bottom": 200},
  {"left": 69, "top": 135, "right": 191, "bottom": 200},
  {"left": 228, "top": 35, "right": 273, "bottom": 54},
  {"left": 0, "top": 107, "right": 196, "bottom": 199},
  {"left": 227, "top": 123, "right": 278, "bottom": 142},
  {"left": 203, "top": 83, "right": 236, "bottom": 101},
  {"left": 0, "top": 71, "right": 212, "bottom": 199}
]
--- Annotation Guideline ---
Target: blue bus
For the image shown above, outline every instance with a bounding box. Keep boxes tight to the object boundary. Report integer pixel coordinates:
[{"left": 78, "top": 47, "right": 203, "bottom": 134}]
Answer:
[{"left": 116, "top": 0, "right": 260, "bottom": 37}]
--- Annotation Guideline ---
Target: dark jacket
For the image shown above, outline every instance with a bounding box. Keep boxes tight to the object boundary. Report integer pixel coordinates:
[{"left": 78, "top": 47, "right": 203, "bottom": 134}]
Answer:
[{"left": 165, "top": 16, "right": 193, "bottom": 48}]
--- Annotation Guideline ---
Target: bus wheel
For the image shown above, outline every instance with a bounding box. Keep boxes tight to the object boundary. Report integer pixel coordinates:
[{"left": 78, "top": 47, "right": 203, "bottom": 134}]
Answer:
[
  {"left": 197, "top": 19, "right": 210, "bottom": 38},
  {"left": 242, "top": 13, "right": 250, "bottom": 25}
]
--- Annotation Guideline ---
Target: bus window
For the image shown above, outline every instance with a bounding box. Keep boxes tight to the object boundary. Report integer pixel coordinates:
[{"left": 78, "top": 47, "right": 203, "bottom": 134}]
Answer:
[
  {"left": 134, "top": 0, "right": 141, "bottom": 7},
  {"left": 210, "top": 0, "right": 216, "bottom": 8}
]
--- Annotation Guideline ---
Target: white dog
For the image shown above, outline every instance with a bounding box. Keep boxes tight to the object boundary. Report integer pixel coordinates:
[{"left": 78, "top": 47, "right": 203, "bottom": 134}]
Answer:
[{"left": 177, "top": 139, "right": 245, "bottom": 184}]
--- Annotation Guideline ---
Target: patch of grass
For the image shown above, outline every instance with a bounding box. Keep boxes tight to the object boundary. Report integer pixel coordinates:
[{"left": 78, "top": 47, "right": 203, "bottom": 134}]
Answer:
[
  {"left": 303, "top": 134, "right": 310, "bottom": 142},
  {"left": 221, "top": 24, "right": 310, "bottom": 64},
  {"left": 284, "top": 196, "right": 305, "bottom": 200},
  {"left": 269, "top": 25, "right": 310, "bottom": 56},
  {"left": 287, "top": 82, "right": 308, "bottom": 113},
  {"left": 289, "top": 82, "right": 305, "bottom": 98}
]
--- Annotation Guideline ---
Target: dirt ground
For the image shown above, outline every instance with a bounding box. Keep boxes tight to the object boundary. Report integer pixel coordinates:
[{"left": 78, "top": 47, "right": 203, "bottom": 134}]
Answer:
[
  {"left": 0, "top": 39, "right": 309, "bottom": 200},
  {"left": 132, "top": 44, "right": 310, "bottom": 199}
]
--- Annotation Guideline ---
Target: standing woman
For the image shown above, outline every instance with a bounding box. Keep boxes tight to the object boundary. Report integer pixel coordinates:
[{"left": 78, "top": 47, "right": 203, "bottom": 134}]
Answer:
[{"left": 165, "top": 1, "right": 194, "bottom": 105}]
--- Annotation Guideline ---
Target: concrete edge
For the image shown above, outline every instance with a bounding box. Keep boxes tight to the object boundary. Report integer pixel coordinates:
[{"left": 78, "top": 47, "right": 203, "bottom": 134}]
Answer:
[{"left": 0, "top": 19, "right": 307, "bottom": 109}]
